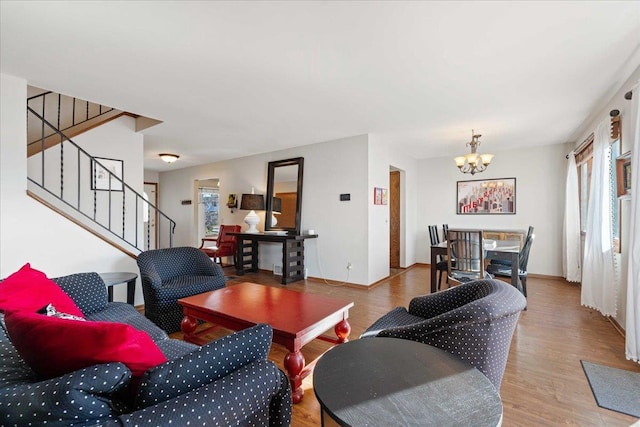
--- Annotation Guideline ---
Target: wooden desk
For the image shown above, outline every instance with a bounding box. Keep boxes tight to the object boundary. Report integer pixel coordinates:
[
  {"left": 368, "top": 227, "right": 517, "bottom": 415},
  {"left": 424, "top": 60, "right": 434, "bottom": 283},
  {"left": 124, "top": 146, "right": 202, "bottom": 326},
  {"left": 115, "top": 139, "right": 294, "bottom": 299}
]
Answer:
[
  {"left": 229, "top": 232, "right": 318, "bottom": 284},
  {"left": 430, "top": 240, "right": 522, "bottom": 295},
  {"left": 313, "top": 337, "right": 503, "bottom": 426},
  {"left": 178, "top": 282, "right": 353, "bottom": 403}
]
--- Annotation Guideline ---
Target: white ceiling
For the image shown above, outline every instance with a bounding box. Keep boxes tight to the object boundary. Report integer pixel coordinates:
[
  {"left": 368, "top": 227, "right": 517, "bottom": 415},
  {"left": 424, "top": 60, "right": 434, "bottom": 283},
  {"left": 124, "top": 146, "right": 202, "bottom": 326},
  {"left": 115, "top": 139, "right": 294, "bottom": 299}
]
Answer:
[{"left": 2, "top": 1, "right": 640, "bottom": 172}]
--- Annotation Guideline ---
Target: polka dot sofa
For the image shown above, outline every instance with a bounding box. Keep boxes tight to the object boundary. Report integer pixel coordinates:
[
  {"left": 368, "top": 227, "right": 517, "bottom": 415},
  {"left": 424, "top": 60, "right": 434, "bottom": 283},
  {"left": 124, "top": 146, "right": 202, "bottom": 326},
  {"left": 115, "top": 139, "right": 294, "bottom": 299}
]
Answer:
[
  {"left": 360, "top": 278, "right": 527, "bottom": 389},
  {"left": 0, "top": 271, "right": 292, "bottom": 426}
]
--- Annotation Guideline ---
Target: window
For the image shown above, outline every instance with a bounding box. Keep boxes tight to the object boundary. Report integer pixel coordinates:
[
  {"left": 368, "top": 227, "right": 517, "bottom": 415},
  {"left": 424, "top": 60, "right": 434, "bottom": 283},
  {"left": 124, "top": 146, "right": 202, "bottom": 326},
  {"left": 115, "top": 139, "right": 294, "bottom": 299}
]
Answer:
[
  {"left": 576, "top": 135, "right": 621, "bottom": 252},
  {"left": 577, "top": 141, "right": 593, "bottom": 234},
  {"left": 199, "top": 187, "right": 219, "bottom": 236}
]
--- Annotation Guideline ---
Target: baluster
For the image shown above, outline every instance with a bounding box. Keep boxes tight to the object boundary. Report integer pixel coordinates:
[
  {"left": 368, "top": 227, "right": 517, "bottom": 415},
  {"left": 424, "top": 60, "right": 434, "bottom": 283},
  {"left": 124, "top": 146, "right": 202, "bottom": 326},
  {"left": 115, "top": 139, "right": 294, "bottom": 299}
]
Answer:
[
  {"left": 108, "top": 176, "right": 112, "bottom": 230},
  {"left": 93, "top": 158, "right": 97, "bottom": 221},
  {"left": 57, "top": 93, "right": 61, "bottom": 131},
  {"left": 60, "top": 139, "right": 64, "bottom": 199},
  {"left": 77, "top": 149, "right": 81, "bottom": 209},
  {"left": 122, "top": 188, "right": 126, "bottom": 239}
]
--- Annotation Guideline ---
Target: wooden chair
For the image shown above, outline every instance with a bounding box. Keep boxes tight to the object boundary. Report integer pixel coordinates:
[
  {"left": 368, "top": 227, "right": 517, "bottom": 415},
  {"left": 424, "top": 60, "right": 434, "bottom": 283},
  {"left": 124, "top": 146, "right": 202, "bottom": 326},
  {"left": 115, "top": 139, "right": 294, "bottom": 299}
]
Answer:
[
  {"left": 487, "top": 229, "right": 535, "bottom": 297},
  {"left": 428, "top": 225, "right": 448, "bottom": 290},
  {"left": 447, "top": 229, "right": 491, "bottom": 285},
  {"left": 199, "top": 224, "right": 241, "bottom": 266}
]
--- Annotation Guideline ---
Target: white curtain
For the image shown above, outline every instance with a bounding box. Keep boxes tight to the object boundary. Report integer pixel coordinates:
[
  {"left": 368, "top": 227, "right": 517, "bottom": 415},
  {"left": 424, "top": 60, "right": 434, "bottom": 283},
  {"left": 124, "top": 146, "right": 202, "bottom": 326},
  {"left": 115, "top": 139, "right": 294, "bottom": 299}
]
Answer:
[
  {"left": 563, "top": 151, "right": 581, "bottom": 282},
  {"left": 626, "top": 81, "right": 640, "bottom": 363},
  {"left": 581, "top": 120, "right": 617, "bottom": 316}
]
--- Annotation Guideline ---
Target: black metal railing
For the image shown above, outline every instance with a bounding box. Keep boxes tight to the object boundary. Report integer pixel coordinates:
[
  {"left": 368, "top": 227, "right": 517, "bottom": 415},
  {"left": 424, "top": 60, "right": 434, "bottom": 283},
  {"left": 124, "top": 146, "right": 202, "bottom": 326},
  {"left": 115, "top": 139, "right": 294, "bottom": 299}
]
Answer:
[
  {"left": 27, "top": 91, "right": 116, "bottom": 147},
  {"left": 27, "top": 106, "right": 175, "bottom": 251}
]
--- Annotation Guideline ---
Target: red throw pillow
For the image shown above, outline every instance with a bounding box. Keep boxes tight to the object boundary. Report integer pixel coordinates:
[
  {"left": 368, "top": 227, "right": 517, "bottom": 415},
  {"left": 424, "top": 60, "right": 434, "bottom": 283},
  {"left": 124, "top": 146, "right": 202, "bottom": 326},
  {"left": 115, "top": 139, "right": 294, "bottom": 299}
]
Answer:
[
  {"left": 4, "top": 310, "right": 167, "bottom": 379},
  {"left": 0, "top": 263, "right": 83, "bottom": 317}
]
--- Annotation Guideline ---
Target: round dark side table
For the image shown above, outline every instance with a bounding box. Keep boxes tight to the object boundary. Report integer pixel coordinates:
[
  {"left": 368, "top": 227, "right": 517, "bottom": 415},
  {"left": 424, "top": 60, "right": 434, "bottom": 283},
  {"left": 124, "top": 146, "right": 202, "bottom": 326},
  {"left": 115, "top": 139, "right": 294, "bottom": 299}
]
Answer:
[
  {"left": 313, "top": 337, "right": 503, "bottom": 427},
  {"left": 98, "top": 272, "right": 137, "bottom": 305}
]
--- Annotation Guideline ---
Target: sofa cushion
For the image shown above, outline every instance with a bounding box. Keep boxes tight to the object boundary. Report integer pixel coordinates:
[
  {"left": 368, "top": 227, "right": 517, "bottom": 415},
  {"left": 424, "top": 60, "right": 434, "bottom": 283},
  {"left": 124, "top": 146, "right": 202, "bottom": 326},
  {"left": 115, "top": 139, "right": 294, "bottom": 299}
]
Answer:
[
  {"left": 0, "top": 263, "right": 83, "bottom": 317},
  {"left": 0, "top": 314, "right": 35, "bottom": 389},
  {"left": 135, "top": 323, "right": 273, "bottom": 408},
  {"left": 86, "top": 302, "right": 168, "bottom": 342},
  {"left": 53, "top": 272, "right": 109, "bottom": 315},
  {"left": 0, "top": 362, "right": 130, "bottom": 427},
  {"left": 4, "top": 310, "right": 167, "bottom": 380},
  {"left": 130, "top": 360, "right": 283, "bottom": 422}
]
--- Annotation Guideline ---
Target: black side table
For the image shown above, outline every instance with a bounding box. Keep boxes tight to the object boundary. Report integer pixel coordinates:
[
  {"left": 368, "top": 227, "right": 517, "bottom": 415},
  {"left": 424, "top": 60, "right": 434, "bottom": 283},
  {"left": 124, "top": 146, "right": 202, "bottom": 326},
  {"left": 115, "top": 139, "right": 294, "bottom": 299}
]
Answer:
[
  {"left": 98, "top": 272, "right": 137, "bottom": 305},
  {"left": 313, "top": 337, "right": 503, "bottom": 427}
]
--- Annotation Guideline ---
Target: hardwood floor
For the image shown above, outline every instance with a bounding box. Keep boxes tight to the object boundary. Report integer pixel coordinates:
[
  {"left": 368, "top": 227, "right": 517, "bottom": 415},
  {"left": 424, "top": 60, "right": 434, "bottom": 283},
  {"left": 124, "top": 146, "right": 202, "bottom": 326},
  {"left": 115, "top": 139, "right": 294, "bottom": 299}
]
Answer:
[{"left": 171, "top": 265, "right": 640, "bottom": 426}]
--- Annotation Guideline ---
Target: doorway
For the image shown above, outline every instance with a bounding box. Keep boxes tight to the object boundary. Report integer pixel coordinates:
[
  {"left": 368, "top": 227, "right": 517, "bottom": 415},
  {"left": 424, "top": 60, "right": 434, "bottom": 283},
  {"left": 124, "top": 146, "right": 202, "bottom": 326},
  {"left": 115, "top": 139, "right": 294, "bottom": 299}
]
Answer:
[
  {"left": 194, "top": 179, "right": 220, "bottom": 245},
  {"left": 143, "top": 182, "right": 158, "bottom": 250},
  {"left": 389, "top": 169, "right": 401, "bottom": 270}
]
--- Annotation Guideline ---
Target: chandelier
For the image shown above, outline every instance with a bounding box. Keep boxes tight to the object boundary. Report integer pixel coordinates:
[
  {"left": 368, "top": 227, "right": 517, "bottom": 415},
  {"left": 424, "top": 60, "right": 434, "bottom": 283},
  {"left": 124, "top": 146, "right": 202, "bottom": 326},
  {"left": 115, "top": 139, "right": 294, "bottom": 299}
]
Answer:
[{"left": 453, "top": 130, "right": 494, "bottom": 175}]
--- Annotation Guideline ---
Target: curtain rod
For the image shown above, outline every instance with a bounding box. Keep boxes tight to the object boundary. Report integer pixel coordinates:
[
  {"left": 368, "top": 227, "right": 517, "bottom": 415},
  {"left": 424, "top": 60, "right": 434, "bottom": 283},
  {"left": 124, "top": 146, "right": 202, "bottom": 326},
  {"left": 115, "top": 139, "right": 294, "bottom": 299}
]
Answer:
[
  {"left": 564, "top": 108, "right": 622, "bottom": 159},
  {"left": 566, "top": 133, "right": 594, "bottom": 159}
]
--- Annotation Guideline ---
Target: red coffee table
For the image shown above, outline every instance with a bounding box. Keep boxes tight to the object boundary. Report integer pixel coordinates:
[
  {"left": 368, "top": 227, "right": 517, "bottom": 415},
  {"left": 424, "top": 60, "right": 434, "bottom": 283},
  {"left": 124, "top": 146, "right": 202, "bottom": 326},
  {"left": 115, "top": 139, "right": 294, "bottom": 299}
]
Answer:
[{"left": 178, "top": 282, "right": 354, "bottom": 403}]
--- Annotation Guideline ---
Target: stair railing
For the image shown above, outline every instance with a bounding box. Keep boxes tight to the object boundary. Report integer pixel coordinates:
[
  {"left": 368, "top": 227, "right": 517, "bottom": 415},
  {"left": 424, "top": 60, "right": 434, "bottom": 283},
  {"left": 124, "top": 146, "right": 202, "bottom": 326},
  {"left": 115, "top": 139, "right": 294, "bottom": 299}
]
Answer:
[
  {"left": 27, "top": 91, "right": 116, "bottom": 147},
  {"left": 26, "top": 106, "right": 175, "bottom": 251}
]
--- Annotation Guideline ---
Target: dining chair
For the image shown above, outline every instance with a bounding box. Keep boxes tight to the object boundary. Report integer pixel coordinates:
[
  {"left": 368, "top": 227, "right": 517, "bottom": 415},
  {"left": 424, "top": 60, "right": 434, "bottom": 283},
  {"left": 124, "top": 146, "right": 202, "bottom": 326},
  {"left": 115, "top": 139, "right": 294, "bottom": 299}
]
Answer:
[
  {"left": 447, "top": 229, "right": 492, "bottom": 285},
  {"left": 442, "top": 224, "right": 450, "bottom": 241},
  {"left": 428, "top": 225, "right": 448, "bottom": 290},
  {"left": 487, "top": 231, "right": 535, "bottom": 297}
]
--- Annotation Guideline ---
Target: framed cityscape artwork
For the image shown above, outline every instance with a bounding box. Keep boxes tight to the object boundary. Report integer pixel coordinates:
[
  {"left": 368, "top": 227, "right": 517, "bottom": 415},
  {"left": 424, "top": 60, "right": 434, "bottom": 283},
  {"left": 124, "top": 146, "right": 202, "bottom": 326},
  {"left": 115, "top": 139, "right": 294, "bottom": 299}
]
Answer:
[{"left": 456, "top": 177, "right": 516, "bottom": 215}]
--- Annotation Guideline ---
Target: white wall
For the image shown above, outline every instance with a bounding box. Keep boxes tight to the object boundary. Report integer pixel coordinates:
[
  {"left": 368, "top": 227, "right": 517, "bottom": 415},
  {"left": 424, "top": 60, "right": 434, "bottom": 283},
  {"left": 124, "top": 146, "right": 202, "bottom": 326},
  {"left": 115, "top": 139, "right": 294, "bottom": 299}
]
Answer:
[
  {"left": 159, "top": 135, "right": 372, "bottom": 284},
  {"left": 368, "top": 135, "right": 419, "bottom": 283},
  {"left": 571, "top": 64, "right": 640, "bottom": 328},
  {"left": 1, "top": 74, "right": 145, "bottom": 305},
  {"left": 417, "top": 142, "right": 568, "bottom": 277}
]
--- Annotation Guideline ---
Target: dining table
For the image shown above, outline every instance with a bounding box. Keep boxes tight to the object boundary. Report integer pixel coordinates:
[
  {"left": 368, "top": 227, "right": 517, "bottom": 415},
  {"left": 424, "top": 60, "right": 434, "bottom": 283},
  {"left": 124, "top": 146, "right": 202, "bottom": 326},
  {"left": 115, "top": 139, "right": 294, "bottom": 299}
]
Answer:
[{"left": 430, "top": 239, "right": 523, "bottom": 295}]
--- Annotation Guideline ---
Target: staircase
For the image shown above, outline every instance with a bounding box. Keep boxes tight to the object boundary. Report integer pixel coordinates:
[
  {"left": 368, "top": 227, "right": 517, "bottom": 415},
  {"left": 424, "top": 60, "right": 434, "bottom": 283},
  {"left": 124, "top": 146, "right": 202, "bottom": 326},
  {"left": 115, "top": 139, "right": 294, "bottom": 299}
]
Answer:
[{"left": 26, "top": 90, "right": 175, "bottom": 257}]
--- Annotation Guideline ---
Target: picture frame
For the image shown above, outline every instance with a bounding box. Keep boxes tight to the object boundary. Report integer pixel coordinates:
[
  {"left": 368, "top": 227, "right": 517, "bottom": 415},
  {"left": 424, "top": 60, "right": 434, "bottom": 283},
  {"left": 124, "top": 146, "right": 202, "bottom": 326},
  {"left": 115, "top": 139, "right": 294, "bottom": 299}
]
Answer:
[
  {"left": 91, "top": 157, "right": 123, "bottom": 191},
  {"left": 373, "top": 187, "right": 388, "bottom": 205},
  {"left": 227, "top": 193, "right": 238, "bottom": 208},
  {"left": 623, "top": 161, "right": 631, "bottom": 193},
  {"left": 616, "top": 151, "right": 631, "bottom": 197},
  {"left": 456, "top": 177, "right": 516, "bottom": 215}
]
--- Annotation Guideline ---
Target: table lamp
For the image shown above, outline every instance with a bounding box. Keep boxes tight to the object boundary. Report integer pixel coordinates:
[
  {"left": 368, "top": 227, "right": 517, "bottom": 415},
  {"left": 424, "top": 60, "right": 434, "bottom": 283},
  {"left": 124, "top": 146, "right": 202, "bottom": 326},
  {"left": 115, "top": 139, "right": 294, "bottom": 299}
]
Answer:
[{"left": 240, "top": 193, "right": 265, "bottom": 233}]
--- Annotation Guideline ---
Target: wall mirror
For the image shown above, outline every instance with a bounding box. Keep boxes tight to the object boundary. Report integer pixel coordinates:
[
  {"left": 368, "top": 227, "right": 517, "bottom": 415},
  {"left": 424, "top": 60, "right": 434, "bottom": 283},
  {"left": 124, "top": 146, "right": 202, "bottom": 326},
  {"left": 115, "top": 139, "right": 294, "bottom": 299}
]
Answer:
[{"left": 265, "top": 157, "right": 304, "bottom": 234}]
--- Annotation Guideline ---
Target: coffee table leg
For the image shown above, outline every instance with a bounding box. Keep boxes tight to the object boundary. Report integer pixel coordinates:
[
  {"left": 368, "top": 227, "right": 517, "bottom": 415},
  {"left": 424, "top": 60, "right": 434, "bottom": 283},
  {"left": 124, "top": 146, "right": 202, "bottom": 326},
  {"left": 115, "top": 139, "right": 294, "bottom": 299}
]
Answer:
[
  {"left": 181, "top": 315, "right": 198, "bottom": 343},
  {"left": 284, "top": 350, "right": 306, "bottom": 403},
  {"left": 335, "top": 319, "right": 351, "bottom": 343}
]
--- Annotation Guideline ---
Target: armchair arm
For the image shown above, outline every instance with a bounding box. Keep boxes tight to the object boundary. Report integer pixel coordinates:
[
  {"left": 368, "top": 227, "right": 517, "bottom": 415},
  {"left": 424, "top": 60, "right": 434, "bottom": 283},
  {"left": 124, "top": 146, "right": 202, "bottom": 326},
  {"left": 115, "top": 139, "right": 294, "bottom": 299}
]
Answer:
[
  {"left": 198, "top": 258, "right": 225, "bottom": 276},
  {"left": 0, "top": 363, "right": 131, "bottom": 427},
  {"left": 134, "top": 323, "right": 273, "bottom": 408},
  {"left": 199, "top": 237, "right": 218, "bottom": 249},
  {"left": 106, "top": 361, "right": 291, "bottom": 427},
  {"left": 408, "top": 279, "right": 493, "bottom": 318},
  {"left": 136, "top": 263, "right": 163, "bottom": 290}
]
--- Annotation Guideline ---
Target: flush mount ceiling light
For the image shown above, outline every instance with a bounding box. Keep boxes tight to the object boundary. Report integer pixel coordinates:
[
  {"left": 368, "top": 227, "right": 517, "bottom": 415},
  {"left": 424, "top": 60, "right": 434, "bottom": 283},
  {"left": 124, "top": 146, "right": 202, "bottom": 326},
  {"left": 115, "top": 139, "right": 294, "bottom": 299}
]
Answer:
[
  {"left": 453, "top": 130, "right": 494, "bottom": 175},
  {"left": 159, "top": 153, "right": 180, "bottom": 163}
]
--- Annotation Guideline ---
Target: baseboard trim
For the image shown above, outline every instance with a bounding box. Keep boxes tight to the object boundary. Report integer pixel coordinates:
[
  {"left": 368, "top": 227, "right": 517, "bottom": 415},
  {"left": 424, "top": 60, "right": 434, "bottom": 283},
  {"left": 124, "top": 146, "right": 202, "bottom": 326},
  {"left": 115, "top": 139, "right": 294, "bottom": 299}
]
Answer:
[{"left": 608, "top": 317, "right": 626, "bottom": 338}]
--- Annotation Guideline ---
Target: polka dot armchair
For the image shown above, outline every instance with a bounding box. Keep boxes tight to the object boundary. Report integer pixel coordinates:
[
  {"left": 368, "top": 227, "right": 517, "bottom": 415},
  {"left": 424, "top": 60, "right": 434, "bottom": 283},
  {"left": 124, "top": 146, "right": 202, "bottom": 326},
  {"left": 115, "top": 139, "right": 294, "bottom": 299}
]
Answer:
[
  {"left": 361, "top": 278, "right": 526, "bottom": 389},
  {"left": 0, "top": 272, "right": 292, "bottom": 426},
  {"left": 137, "top": 246, "right": 227, "bottom": 334}
]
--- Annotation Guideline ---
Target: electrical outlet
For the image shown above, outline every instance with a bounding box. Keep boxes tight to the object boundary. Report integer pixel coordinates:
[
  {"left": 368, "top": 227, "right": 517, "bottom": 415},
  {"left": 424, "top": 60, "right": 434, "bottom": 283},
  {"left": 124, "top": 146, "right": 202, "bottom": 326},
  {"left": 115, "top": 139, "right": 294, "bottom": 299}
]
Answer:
[{"left": 347, "top": 262, "right": 353, "bottom": 270}]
